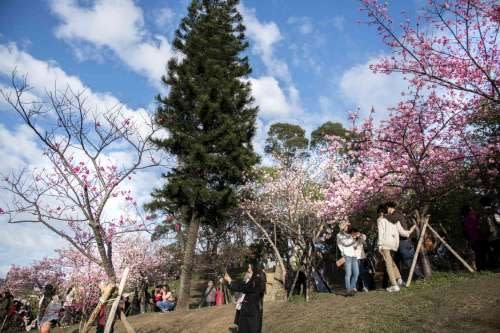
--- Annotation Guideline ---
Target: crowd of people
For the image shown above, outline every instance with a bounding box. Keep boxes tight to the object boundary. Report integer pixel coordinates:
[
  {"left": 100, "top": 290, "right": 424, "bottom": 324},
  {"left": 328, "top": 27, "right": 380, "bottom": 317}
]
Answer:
[
  {"left": 335, "top": 199, "right": 500, "bottom": 296},
  {"left": 462, "top": 197, "right": 500, "bottom": 271},
  {"left": 0, "top": 291, "right": 36, "bottom": 332},
  {"left": 1, "top": 198, "right": 498, "bottom": 333},
  {"left": 0, "top": 283, "right": 155, "bottom": 333},
  {"left": 0, "top": 285, "right": 68, "bottom": 333}
]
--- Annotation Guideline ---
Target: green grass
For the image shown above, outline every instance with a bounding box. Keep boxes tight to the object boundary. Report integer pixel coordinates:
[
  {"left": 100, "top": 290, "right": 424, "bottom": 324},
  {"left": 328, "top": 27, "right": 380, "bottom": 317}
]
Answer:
[{"left": 76, "top": 272, "right": 500, "bottom": 333}]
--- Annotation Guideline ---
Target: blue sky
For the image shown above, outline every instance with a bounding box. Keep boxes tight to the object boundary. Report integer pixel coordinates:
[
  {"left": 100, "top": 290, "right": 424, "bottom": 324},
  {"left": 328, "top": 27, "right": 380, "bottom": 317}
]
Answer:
[{"left": 0, "top": 0, "right": 420, "bottom": 276}]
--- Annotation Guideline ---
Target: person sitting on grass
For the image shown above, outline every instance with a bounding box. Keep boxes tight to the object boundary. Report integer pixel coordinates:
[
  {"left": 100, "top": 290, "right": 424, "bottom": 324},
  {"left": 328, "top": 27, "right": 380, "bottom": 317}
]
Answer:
[
  {"left": 377, "top": 204, "right": 416, "bottom": 292},
  {"left": 155, "top": 285, "right": 176, "bottom": 313},
  {"left": 337, "top": 221, "right": 359, "bottom": 296}
]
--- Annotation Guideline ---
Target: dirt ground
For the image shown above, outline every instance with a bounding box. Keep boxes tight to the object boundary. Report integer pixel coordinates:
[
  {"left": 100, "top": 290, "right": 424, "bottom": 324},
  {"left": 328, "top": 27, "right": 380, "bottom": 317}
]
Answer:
[{"left": 68, "top": 273, "right": 500, "bottom": 333}]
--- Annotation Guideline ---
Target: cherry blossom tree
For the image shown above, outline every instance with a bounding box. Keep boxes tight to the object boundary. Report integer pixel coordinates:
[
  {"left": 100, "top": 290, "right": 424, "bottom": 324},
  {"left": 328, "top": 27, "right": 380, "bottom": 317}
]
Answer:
[
  {"left": 360, "top": 0, "right": 499, "bottom": 192},
  {"left": 361, "top": 0, "right": 499, "bottom": 103},
  {"left": 0, "top": 74, "right": 169, "bottom": 331},
  {"left": 3, "top": 236, "right": 172, "bottom": 318},
  {"left": 4, "top": 258, "right": 64, "bottom": 296},
  {"left": 331, "top": 0, "right": 500, "bottom": 277},
  {"left": 322, "top": 89, "right": 495, "bottom": 277},
  {"left": 242, "top": 156, "right": 327, "bottom": 302},
  {"left": 114, "top": 236, "right": 172, "bottom": 313}
]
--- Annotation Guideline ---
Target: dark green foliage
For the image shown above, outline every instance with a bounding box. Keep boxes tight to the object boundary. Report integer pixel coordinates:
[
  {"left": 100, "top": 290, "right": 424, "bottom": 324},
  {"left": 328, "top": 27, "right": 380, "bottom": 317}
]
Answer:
[
  {"left": 148, "top": 0, "right": 259, "bottom": 227},
  {"left": 310, "top": 121, "right": 349, "bottom": 148},
  {"left": 264, "top": 122, "right": 309, "bottom": 162},
  {"left": 468, "top": 99, "right": 499, "bottom": 195}
]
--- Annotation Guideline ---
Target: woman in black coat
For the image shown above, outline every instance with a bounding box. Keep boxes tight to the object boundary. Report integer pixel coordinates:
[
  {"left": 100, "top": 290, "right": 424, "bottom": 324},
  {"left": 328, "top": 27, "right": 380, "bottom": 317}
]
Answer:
[{"left": 224, "top": 263, "right": 266, "bottom": 333}]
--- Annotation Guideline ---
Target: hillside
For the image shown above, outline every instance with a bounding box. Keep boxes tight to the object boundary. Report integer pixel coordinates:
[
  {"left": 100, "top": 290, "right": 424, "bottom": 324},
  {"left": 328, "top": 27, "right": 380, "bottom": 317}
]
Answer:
[{"left": 72, "top": 273, "right": 500, "bottom": 333}]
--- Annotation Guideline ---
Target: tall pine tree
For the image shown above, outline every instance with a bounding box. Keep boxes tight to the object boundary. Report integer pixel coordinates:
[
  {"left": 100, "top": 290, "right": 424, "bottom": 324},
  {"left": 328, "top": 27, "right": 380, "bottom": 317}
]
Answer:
[{"left": 148, "top": 0, "right": 259, "bottom": 308}]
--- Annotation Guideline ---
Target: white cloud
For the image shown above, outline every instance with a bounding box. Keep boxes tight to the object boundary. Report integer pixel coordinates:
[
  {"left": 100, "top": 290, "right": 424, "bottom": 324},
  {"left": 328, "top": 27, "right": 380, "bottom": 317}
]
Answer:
[
  {"left": 339, "top": 56, "right": 409, "bottom": 121},
  {"left": 0, "top": 43, "right": 154, "bottom": 131},
  {"left": 154, "top": 7, "right": 175, "bottom": 30},
  {"left": 0, "top": 124, "right": 42, "bottom": 173},
  {"left": 287, "top": 17, "right": 313, "bottom": 35},
  {"left": 319, "top": 96, "right": 332, "bottom": 114},
  {"left": 0, "top": 124, "right": 64, "bottom": 277},
  {"left": 49, "top": 0, "right": 175, "bottom": 89},
  {"left": 0, "top": 222, "right": 61, "bottom": 276},
  {"left": 250, "top": 76, "right": 292, "bottom": 118},
  {"left": 331, "top": 16, "right": 345, "bottom": 32},
  {"left": 238, "top": 2, "right": 291, "bottom": 84},
  {"left": 237, "top": 2, "right": 307, "bottom": 156}
]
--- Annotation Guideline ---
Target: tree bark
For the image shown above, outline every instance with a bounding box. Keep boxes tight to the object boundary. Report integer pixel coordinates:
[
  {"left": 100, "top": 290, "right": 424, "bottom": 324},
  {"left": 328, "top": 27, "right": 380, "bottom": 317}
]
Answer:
[
  {"left": 419, "top": 244, "right": 433, "bottom": 279},
  {"left": 139, "top": 286, "right": 146, "bottom": 314},
  {"left": 176, "top": 212, "right": 200, "bottom": 309},
  {"left": 415, "top": 210, "right": 433, "bottom": 279},
  {"left": 304, "top": 260, "right": 310, "bottom": 303}
]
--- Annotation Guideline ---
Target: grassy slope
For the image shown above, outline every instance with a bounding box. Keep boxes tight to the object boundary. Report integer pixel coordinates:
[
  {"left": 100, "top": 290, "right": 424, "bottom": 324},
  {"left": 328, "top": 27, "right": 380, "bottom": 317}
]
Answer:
[{"left": 73, "top": 273, "right": 500, "bottom": 333}]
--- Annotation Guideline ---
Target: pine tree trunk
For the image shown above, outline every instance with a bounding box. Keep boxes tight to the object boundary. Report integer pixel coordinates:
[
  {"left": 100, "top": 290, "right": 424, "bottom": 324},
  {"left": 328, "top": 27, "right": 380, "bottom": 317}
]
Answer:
[{"left": 177, "top": 213, "right": 200, "bottom": 309}]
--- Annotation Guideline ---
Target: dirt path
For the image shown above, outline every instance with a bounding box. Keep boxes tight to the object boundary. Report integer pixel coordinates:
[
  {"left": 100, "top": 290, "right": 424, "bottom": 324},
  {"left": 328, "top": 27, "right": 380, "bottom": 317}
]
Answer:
[{"left": 72, "top": 273, "right": 500, "bottom": 333}]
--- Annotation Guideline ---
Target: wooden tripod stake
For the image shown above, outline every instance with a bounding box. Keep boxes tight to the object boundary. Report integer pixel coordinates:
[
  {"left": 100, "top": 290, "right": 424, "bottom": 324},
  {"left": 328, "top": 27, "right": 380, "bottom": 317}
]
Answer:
[
  {"left": 427, "top": 224, "right": 475, "bottom": 273},
  {"left": 104, "top": 267, "right": 135, "bottom": 333},
  {"left": 406, "top": 216, "right": 476, "bottom": 287},
  {"left": 406, "top": 216, "right": 429, "bottom": 287}
]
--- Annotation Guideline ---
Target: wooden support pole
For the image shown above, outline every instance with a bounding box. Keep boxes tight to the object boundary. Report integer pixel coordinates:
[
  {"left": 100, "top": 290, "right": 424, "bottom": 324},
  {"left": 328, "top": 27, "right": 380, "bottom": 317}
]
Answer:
[
  {"left": 427, "top": 224, "right": 475, "bottom": 273},
  {"left": 105, "top": 267, "right": 134, "bottom": 333},
  {"left": 406, "top": 217, "right": 429, "bottom": 287},
  {"left": 82, "top": 283, "right": 116, "bottom": 333},
  {"left": 120, "top": 311, "right": 136, "bottom": 333}
]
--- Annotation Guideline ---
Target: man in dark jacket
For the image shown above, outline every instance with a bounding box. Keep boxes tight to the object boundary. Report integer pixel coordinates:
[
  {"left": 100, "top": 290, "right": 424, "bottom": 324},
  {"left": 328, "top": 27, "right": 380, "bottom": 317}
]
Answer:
[{"left": 386, "top": 202, "right": 423, "bottom": 280}]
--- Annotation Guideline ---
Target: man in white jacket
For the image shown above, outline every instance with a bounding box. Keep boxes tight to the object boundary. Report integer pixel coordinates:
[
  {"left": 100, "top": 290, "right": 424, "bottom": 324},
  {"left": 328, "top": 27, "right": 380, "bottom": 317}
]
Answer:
[{"left": 377, "top": 205, "right": 416, "bottom": 292}]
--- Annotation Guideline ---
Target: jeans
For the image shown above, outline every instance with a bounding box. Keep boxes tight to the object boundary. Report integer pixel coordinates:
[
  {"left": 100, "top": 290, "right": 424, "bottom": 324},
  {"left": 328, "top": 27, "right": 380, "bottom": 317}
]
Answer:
[
  {"left": 398, "top": 239, "right": 423, "bottom": 279},
  {"left": 156, "top": 300, "right": 175, "bottom": 312},
  {"left": 344, "top": 256, "right": 359, "bottom": 291}
]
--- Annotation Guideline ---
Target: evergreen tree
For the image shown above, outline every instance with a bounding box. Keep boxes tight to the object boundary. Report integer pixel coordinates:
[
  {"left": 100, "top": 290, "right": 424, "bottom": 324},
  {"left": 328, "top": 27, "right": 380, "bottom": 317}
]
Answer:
[
  {"left": 310, "top": 121, "right": 348, "bottom": 148},
  {"left": 148, "top": 0, "right": 259, "bottom": 308},
  {"left": 264, "top": 122, "right": 309, "bottom": 164}
]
